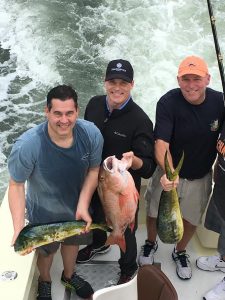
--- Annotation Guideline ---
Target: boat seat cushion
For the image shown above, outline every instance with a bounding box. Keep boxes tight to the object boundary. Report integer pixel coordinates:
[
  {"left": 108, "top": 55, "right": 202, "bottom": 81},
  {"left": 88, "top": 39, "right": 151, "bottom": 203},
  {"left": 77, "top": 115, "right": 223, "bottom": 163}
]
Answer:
[{"left": 137, "top": 265, "right": 178, "bottom": 300}]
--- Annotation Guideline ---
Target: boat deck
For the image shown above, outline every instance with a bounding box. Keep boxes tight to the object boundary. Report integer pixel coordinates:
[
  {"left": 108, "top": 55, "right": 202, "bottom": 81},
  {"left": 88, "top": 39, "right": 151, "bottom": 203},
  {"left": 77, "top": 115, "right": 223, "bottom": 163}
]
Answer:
[
  {"left": 0, "top": 186, "right": 223, "bottom": 300},
  {"left": 49, "top": 224, "right": 222, "bottom": 300}
]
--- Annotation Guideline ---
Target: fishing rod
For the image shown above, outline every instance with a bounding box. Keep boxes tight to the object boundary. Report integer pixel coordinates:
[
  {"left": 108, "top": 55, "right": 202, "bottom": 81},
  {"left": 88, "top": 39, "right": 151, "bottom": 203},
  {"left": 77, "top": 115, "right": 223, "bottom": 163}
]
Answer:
[{"left": 206, "top": 0, "right": 225, "bottom": 95}]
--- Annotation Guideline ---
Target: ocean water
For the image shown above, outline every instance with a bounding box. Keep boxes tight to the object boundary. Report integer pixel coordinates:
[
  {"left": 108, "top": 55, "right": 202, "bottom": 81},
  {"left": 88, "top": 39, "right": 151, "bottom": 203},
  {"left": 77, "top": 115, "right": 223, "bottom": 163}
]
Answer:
[{"left": 0, "top": 0, "right": 224, "bottom": 203}]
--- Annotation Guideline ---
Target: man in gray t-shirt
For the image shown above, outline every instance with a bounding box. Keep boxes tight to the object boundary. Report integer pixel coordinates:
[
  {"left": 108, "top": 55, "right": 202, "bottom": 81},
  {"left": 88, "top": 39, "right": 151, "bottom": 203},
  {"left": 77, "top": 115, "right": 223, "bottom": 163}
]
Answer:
[{"left": 8, "top": 85, "right": 103, "bottom": 300}]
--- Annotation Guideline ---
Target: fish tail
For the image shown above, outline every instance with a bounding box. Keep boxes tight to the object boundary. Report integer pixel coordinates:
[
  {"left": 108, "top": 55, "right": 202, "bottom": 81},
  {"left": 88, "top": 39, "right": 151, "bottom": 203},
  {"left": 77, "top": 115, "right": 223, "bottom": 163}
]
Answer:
[
  {"left": 106, "top": 234, "right": 126, "bottom": 253},
  {"left": 165, "top": 151, "right": 184, "bottom": 181},
  {"left": 173, "top": 151, "right": 184, "bottom": 178},
  {"left": 91, "top": 223, "right": 112, "bottom": 232}
]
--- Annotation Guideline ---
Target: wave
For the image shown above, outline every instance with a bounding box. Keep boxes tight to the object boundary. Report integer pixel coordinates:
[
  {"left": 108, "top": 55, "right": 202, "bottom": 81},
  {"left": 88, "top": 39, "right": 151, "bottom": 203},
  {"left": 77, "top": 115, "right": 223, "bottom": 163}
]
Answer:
[{"left": 0, "top": 0, "right": 224, "bottom": 201}]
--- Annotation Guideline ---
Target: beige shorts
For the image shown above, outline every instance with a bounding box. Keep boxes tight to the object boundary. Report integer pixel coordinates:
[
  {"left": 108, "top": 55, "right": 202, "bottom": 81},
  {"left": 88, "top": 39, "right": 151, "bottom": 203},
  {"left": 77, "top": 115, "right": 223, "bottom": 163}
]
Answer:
[{"left": 145, "top": 167, "right": 212, "bottom": 226}]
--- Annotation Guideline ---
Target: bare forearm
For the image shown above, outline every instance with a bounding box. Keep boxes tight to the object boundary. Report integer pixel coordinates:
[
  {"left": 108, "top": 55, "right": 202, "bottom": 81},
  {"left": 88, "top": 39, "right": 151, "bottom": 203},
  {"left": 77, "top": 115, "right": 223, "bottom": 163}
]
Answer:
[
  {"left": 155, "top": 139, "right": 179, "bottom": 190},
  {"left": 155, "top": 139, "right": 174, "bottom": 171},
  {"left": 76, "top": 167, "right": 99, "bottom": 228},
  {"left": 78, "top": 167, "right": 99, "bottom": 208},
  {"left": 8, "top": 179, "right": 26, "bottom": 242},
  {"left": 131, "top": 155, "right": 143, "bottom": 170}
]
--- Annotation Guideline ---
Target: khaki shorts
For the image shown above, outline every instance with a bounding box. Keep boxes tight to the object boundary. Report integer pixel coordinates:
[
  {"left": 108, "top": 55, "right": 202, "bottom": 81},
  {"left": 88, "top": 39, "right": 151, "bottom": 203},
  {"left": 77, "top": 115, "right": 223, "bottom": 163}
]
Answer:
[
  {"left": 37, "top": 232, "right": 93, "bottom": 256},
  {"left": 145, "top": 167, "right": 212, "bottom": 226}
]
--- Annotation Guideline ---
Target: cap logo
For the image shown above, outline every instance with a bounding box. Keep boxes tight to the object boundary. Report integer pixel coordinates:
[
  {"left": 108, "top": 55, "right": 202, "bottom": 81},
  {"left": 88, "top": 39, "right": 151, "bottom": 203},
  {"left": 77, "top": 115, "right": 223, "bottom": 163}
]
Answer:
[
  {"left": 178, "top": 56, "right": 208, "bottom": 77},
  {"left": 111, "top": 63, "right": 127, "bottom": 73}
]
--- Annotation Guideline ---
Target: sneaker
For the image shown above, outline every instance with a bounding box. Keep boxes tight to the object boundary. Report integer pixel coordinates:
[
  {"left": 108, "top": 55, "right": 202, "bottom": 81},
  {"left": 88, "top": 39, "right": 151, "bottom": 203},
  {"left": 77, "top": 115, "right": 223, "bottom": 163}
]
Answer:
[
  {"left": 172, "top": 249, "right": 192, "bottom": 280},
  {"left": 203, "top": 277, "right": 225, "bottom": 300},
  {"left": 37, "top": 281, "right": 52, "bottom": 300},
  {"left": 138, "top": 240, "right": 158, "bottom": 266},
  {"left": 196, "top": 255, "right": 225, "bottom": 273},
  {"left": 117, "top": 270, "right": 137, "bottom": 285},
  {"left": 76, "top": 244, "right": 111, "bottom": 263},
  {"left": 61, "top": 271, "right": 93, "bottom": 298}
]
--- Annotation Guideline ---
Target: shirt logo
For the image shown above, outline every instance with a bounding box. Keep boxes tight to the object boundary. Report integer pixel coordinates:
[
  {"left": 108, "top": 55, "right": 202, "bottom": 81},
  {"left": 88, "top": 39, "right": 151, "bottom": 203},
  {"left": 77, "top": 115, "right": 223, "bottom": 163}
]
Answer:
[
  {"left": 114, "top": 131, "right": 127, "bottom": 138},
  {"left": 81, "top": 153, "right": 90, "bottom": 160},
  {"left": 210, "top": 119, "right": 219, "bottom": 131}
]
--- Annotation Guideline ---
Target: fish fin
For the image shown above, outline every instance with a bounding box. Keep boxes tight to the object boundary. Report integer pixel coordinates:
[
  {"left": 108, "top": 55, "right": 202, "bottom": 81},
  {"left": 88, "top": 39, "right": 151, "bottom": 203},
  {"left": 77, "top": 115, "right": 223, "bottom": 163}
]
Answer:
[
  {"left": 20, "top": 246, "right": 34, "bottom": 256},
  {"left": 129, "top": 221, "right": 135, "bottom": 233},
  {"left": 118, "top": 188, "right": 139, "bottom": 209},
  {"left": 118, "top": 193, "right": 127, "bottom": 210},
  {"left": 135, "top": 190, "right": 139, "bottom": 203},
  {"left": 106, "top": 235, "right": 126, "bottom": 253}
]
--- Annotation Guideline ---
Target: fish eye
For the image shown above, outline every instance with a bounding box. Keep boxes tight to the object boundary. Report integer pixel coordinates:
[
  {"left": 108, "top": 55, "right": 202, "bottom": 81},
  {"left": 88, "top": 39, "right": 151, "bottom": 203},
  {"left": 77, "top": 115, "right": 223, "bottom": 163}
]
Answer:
[{"left": 99, "top": 176, "right": 104, "bottom": 181}]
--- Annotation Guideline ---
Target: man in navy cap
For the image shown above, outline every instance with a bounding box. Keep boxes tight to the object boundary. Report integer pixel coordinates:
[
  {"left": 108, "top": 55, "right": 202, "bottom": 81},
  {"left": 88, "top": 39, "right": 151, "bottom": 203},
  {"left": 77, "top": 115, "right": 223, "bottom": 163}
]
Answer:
[{"left": 77, "top": 59, "right": 156, "bottom": 284}]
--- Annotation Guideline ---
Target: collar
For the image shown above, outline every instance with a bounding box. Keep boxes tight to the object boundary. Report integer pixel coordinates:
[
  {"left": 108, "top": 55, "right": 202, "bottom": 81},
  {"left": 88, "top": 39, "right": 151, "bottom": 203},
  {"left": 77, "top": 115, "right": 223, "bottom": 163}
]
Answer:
[{"left": 105, "top": 96, "right": 131, "bottom": 113}]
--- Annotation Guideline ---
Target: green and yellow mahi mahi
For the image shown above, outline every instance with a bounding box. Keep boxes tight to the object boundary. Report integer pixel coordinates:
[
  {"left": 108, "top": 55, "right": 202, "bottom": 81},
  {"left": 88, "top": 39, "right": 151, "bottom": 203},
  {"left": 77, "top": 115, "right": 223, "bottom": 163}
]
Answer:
[
  {"left": 157, "top": 151, "right": 184, "bottom": 244},
  {"left": 14, "top": 221, "right": 111, "bottom": 255}
]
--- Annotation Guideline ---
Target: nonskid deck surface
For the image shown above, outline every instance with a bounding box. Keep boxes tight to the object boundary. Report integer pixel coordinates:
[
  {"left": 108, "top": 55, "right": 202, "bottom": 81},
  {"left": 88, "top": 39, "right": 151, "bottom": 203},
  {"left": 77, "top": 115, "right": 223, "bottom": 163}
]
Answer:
[
  {"left": 50, "top": 225, "right": 223, "bottom": 300},
  {"left": 51, "top": 257, "right": 121, "bottom": 300}
]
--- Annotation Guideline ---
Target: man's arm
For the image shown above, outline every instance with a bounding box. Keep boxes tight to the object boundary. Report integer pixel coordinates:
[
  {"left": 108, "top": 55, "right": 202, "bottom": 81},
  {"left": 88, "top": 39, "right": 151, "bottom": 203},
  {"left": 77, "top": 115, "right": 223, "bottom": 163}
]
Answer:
[
  {"left": 121, "top": 151, "right": 143, "bottom": 170},
  {"left": 75, "top": 166, "right": 100, "bottom": 230},
  {"left": 8, "top": 178, "right": 26, "bottom": 245},
  {"left": 155, "top": 139, "right": 173, "bottom": 171},
  {"left": 125, "top": 116, "right": 156, "bottom": 179}
]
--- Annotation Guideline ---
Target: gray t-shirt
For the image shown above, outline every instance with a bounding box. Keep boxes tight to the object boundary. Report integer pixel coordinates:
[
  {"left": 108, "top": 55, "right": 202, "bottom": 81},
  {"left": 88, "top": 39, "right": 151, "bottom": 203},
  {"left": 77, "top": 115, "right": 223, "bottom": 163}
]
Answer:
[{"left": 8, "top": 119, "right": 103, "bottom": 223}]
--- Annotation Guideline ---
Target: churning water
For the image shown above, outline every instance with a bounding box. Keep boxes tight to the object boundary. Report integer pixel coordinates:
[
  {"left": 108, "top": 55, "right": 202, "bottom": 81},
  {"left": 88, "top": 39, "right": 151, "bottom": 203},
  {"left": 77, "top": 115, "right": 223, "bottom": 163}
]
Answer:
[{"left": 0, "top": 0, "right": 224, "bottom": 202}]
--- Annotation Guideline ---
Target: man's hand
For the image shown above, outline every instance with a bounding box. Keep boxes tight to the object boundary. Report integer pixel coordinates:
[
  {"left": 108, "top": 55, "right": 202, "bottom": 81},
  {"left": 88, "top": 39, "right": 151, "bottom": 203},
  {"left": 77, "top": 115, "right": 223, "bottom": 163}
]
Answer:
[
  {"left": 11, "top": 226, "right": 24, "bottom": 246},
  {"left": 160, "top": 174, "right": 179, "bottom": 191},
  {"left": 75, "top": 206, "right": 92, "bottom": 232},
  {"left": 121, "top": 151, "right": 134, "bottom": 169}
]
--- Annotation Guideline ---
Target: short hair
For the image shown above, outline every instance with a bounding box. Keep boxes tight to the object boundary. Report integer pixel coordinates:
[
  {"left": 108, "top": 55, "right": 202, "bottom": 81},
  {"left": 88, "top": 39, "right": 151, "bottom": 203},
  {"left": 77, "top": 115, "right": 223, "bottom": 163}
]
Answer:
[{"left": 46, "top": 85, "right": 78, "bottom": 110}]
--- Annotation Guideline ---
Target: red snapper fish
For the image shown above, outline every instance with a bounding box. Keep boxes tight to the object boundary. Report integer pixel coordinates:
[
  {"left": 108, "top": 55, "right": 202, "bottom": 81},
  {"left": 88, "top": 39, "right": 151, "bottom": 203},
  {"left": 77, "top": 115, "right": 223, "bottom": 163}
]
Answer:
[{"left": 98, "top": 156, "right": 139, "bottom": 252}]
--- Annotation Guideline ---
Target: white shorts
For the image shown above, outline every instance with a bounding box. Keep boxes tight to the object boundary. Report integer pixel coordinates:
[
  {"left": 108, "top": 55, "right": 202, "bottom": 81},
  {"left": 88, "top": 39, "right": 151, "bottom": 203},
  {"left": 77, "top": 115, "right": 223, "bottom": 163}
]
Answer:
[{"left": 145, "top": 167, "right": 212, "bottom": 226}]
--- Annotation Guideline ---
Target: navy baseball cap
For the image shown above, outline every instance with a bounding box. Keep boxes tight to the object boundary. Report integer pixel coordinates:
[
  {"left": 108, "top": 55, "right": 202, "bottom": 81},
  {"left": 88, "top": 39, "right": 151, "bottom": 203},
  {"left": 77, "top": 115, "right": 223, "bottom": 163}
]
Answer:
[{"left": 105, "top": 59, "right": 134, "bottom": 83}]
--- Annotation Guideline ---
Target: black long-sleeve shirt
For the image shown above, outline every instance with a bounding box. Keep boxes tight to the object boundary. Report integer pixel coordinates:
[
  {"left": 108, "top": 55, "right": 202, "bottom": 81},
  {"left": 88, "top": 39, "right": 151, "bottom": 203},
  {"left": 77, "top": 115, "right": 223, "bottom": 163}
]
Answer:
[{"left": 84, "top": 95, "right": 156, "bottom": 192}]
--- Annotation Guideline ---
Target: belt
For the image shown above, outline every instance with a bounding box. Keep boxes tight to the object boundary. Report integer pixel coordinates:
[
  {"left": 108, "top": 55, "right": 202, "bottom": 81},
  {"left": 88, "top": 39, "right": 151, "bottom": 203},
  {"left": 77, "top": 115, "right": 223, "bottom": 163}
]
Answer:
[
  {"left": 180, "top": 177, "right": 195, "bottom": 181},
  {"left": 181, "top": 172, "right": 210, "bottom": 181}
]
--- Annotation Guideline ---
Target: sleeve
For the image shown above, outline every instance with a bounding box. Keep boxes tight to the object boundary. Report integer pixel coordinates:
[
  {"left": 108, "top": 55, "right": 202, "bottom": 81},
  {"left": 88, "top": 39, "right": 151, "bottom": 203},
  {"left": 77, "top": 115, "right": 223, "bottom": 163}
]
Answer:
[
  {"left": 88, "top": 126, "right": 104, "bottom": 168},
  {"left": 8, "top": 138, "right": 36, "bottom": 182},
  {"left": 131, "top": 116, "right": 156, "bottom": 179},
  {"left": 154, "top": 98, "right": 174, "bottom": 143}
]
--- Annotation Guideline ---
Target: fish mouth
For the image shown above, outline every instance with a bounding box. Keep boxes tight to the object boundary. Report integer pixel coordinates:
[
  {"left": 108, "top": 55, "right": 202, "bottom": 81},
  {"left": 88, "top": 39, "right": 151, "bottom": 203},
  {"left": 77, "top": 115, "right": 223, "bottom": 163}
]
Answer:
[
  {"left": 103, "top": 156, "right": 127, "bottom": 174},
  {"left": 103, "top": 156, "right": 115, "bottom": 173}
]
